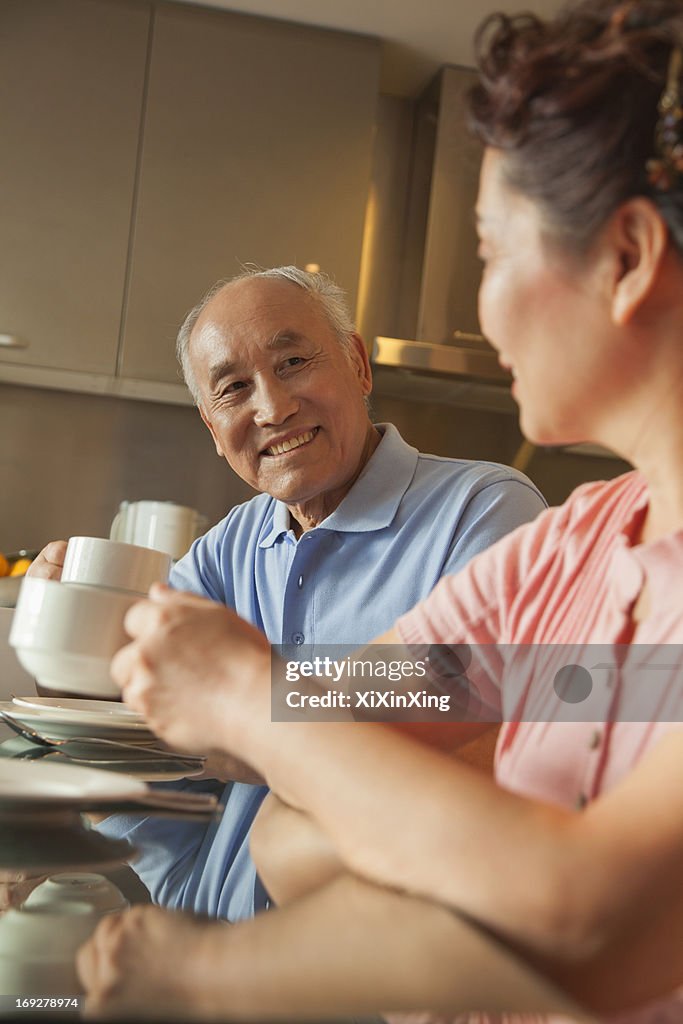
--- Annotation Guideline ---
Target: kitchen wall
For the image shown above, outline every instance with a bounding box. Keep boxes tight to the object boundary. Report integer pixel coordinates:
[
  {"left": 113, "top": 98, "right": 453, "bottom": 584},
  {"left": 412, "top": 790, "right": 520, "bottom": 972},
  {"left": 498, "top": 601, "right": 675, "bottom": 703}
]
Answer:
[
  {"left": 0, "top": 382, "right": 256, "bottom": 553},
  {"left": 0, "top": 370, "right": 631, "bottom": 555}
]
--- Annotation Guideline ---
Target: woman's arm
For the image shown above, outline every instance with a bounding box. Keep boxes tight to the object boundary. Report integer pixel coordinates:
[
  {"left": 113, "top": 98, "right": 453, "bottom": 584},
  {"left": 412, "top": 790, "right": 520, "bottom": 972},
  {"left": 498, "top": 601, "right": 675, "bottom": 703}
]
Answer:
[
  {"left": 77, "top": 874, "right": 592, "bottom": 1022},
  {"left": 255, "top": 719, "right": 683, "bottom": 1012},
  {"left": 250, "top": 794, "right": 344, "bottom": 907},
  {"left": 251, "top": 729, "right": 499, "bottom": 909},
  {"left": 112, "top": 591, "right": 683, "bottom": 1011}
]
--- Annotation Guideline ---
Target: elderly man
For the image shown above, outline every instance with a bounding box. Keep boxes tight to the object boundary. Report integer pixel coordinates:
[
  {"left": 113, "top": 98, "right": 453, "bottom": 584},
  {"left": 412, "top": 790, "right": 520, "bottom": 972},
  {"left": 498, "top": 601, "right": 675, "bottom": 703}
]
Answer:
[{"left": 32, "top": 265, "right": 545, "bottom": 922}]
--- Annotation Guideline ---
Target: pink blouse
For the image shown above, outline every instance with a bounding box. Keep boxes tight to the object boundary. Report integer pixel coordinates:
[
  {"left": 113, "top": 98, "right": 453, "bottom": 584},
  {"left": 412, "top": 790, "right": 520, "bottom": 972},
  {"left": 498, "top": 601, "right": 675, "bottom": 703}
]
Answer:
[{"left": 395, "top": 472, "right": 683, "bottom": 1024}]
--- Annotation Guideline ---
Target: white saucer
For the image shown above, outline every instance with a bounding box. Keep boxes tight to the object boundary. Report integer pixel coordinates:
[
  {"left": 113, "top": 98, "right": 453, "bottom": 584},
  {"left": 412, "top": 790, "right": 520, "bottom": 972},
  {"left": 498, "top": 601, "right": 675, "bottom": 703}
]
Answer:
[
  {"left": 12, "top": 696, "right": 143, "bottom": 721},
  {"left": 1, "top": 702, "right": 153, "bottom": 743},
  {"left": 0, "top": 759, "right": 147, "bottom": 804}
]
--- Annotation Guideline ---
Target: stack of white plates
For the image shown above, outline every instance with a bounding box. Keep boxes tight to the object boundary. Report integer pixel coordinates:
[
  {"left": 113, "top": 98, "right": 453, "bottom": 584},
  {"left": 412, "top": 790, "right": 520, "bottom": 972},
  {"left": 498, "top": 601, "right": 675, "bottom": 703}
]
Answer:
[{"left": 5, "top": 695, "right": 153, "bottom": 743}]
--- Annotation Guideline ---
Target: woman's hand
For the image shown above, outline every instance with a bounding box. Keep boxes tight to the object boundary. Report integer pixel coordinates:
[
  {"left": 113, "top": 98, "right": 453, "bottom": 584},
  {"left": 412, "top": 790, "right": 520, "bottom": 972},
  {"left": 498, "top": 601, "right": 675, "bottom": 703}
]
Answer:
[
  {"left": 76, "top": 905, "right": 227, "bottom": 1020},
  {"left": 111, "top": 584, "right": 272, "bottom": 760},
  {"left": 25, "top": 540, "right": 67, "bottom": 581}
]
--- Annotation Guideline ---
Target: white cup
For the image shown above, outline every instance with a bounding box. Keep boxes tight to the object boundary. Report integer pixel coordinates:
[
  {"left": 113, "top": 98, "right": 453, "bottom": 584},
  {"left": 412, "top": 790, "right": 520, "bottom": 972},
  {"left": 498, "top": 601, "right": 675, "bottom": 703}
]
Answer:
[
  {"left": 9, "top": 577, "right": 138, "bottom": 698},
  {"left": 110, "top": 500, "right": 206, "bottom": 560},
  {"left": 62, "top": 536, "right": 171, "bottom": 595}
]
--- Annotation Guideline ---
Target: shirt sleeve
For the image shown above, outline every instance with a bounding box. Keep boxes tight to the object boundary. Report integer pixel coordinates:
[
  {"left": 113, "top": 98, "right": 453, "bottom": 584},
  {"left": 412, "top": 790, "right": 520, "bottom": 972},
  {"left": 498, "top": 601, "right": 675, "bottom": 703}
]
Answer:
[
  {"left": 169, "top": 519, "right": 233, "bottom": 602},
  {"left": 440, "top": 474, "right": 547, "bottom": 577}
]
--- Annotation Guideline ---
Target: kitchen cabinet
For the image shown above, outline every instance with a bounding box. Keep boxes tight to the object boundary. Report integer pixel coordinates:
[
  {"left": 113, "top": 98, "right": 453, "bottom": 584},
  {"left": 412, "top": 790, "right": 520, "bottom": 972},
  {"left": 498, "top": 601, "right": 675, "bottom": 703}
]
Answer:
[
  {"left": 0, "top": 0, "right": 150, "bottom": 375},
  {"left": 118, "top": 3, "right": 379, "bottom": 384},
  {"left": 0, "top": 0, "right": 380, "bottom": 396}
]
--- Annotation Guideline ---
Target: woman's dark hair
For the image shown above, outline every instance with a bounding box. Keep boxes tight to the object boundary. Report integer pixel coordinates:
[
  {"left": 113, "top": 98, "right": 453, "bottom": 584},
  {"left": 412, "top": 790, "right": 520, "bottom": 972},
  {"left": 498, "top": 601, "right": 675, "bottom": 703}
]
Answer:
[{"left": 468, "top": 0, "right": 683, "bottom": 253}]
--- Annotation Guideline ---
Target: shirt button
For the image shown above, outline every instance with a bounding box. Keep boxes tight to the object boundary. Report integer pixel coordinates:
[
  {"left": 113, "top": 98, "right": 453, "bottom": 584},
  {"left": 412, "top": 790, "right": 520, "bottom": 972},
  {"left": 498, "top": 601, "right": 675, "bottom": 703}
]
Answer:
[
  {"left": 589, "top": 729, "right": 602, "bottom": 750},
  {"left": 297, "top": 575, "right": 304, "bottom": 589},
  {"left": 292, "top": 632, "right": 305, "bottom": 645},
  {"left": 575, "top": 792, "right": 588, "bottom": 810}
]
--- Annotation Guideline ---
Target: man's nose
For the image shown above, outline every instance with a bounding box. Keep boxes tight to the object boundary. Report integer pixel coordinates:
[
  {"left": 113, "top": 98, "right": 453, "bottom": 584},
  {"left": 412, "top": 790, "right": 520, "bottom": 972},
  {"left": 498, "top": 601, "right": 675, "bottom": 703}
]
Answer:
[{"left": 252, "top": 376, "right": 299, "bottom": 426}]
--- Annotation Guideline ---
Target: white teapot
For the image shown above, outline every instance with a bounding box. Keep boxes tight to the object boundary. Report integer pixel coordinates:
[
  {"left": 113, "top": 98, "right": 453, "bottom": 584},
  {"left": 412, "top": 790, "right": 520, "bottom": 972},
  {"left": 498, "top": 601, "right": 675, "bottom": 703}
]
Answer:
[{"left": 110, "top": 500, "right": 206, "bottom": 561}]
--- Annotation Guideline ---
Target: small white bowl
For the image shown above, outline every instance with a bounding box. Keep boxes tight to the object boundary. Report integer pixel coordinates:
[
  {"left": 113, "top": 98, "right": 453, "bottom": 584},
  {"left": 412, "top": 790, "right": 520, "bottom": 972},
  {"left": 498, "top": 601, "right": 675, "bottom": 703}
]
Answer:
[
  {"left": 25, "top": 873, "right": 128, "bottom": 915},
  {"left": 9, "top": 577, "right": 138, "bottom": 698},
  {"left": 62, "top": 536, "right": 171, "bottom": 594}
]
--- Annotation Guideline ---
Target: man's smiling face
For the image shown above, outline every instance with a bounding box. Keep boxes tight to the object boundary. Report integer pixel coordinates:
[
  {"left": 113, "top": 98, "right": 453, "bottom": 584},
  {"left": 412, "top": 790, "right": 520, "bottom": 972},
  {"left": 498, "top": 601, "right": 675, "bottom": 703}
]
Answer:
[{"left": 190, "top": 276, "right": 375, "bottom": 518}]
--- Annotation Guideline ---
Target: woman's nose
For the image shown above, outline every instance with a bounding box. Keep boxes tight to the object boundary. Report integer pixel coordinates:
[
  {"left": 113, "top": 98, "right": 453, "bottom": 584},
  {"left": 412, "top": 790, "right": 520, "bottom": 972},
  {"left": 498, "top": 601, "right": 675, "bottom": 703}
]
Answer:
[{"left": 252, "top": 377, "right": 299, "bottom": 426}]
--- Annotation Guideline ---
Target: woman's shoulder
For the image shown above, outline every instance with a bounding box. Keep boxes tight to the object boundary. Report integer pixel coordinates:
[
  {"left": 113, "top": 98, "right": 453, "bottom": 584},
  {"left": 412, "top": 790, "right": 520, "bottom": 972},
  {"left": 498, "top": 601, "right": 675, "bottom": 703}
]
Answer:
[{"left": 537, "top": 470, "right": 646, "bottom": 536}]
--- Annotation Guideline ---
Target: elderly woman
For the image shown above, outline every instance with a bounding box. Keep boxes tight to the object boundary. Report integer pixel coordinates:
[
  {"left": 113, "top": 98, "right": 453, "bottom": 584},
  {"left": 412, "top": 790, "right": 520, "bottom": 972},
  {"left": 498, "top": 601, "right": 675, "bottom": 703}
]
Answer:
[{"left": 79, "top": 0, "right": 683, "bottom": 1021}]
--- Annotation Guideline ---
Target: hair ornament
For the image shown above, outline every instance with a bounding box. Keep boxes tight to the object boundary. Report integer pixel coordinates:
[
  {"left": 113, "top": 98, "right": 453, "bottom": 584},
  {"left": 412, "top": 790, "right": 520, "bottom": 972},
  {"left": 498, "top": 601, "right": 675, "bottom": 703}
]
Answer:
[
  {"left": 647, "top": 46, "right": 683, "bottom": 192},
  {"left": 609, "top": 1, "right": 637, "bottom": 31}
]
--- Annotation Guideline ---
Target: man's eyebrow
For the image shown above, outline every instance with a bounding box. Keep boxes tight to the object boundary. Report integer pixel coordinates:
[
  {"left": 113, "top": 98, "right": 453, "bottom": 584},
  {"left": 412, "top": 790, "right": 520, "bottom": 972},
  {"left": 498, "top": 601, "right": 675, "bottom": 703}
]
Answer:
[{"left": 265, "top": 330, "right": 309, "bottom": 350}]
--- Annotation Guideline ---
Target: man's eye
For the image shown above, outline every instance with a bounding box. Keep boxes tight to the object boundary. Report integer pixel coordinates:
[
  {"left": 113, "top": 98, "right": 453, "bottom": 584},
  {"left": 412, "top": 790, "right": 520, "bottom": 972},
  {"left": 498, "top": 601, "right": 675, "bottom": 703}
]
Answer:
[
  {"left": 280, "top": 356, "right": 307, "bottom": 372},
  {"left": 221, "top": 380, "right": 248, "bottom": 395}
]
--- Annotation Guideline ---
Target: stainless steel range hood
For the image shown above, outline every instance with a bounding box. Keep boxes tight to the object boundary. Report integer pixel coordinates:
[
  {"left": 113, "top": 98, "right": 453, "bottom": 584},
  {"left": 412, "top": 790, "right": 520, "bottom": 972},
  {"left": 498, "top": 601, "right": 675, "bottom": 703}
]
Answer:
[
  {"left": 372, "top": 332, "right": 510, "bottom": 384},
  {"left": 363, "top": 66, "right": 497, "bottom": 386}
]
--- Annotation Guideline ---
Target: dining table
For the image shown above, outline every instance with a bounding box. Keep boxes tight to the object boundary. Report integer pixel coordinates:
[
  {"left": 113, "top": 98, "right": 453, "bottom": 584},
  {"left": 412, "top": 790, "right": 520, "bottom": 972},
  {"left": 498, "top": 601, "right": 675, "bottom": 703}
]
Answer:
[{"left": 0, "top": 712, "right": 596, "bottom": 1024}]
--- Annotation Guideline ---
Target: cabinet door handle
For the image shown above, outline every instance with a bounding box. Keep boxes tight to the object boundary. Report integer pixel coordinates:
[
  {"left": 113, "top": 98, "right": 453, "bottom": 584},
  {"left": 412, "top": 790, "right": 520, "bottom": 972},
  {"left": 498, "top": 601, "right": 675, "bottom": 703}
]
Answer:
[{"left": 0, "top": 334, "right": 27, "bottom": 348}]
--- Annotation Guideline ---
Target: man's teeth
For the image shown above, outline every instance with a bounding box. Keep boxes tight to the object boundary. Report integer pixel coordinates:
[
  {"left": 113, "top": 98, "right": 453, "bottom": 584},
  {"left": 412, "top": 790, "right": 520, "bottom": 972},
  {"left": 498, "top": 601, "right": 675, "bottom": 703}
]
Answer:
[{"left": 266, "top": 430, "right": 316, "bottom": 456}]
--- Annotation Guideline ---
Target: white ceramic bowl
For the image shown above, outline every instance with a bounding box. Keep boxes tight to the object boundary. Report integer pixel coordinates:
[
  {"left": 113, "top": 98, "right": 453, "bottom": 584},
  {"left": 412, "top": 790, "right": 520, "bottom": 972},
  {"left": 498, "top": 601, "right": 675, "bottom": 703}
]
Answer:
[
  {"left": 9, "top": 577, "right": 138, "bottom": 698},
  {"left": 25, "top": 873, "right": 128, "bottom": 915},
  {"left": 62, "top": 536, "right": 170, "bottom": 594}
]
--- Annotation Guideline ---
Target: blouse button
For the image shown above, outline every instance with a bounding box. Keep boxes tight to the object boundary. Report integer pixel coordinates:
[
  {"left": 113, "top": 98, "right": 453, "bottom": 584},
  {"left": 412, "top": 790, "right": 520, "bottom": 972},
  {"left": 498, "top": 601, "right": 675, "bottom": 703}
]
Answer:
[{"left": 589, "top": 729, "right": 602, "bottom": 750}]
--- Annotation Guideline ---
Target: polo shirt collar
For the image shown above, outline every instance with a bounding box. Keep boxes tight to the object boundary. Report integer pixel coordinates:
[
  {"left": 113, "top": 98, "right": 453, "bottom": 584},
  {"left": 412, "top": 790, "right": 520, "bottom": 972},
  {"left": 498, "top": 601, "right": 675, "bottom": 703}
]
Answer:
[{"left": 258, "top": 423, "right": 418, "bottom": 547}]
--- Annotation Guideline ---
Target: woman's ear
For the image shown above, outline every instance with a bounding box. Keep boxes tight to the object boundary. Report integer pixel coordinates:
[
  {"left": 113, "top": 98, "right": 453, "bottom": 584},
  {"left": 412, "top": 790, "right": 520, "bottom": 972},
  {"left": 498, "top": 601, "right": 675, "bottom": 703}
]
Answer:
[{"left": 610, "top": 197, "right": 669, "bottom": 325}]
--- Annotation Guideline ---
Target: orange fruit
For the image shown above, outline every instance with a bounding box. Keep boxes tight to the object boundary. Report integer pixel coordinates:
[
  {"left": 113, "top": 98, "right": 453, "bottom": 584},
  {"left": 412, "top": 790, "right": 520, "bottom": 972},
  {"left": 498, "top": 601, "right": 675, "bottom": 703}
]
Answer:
[
  {"left": 9, "top": 558, "right": 32, "bottom": 577},
  {"left": 0, "top": 553, "right": 9, "bottom": 577}
]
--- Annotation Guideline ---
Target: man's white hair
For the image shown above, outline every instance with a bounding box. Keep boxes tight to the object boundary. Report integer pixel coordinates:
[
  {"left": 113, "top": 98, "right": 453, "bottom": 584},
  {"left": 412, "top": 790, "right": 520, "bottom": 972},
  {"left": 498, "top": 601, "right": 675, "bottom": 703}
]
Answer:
[{"left": 176, "top": 265, "right": 357, "bottom": 406}]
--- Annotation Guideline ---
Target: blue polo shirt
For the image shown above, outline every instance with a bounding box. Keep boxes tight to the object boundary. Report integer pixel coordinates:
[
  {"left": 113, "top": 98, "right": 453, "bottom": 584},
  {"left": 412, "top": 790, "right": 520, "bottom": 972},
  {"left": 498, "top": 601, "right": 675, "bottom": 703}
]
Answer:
[{"left": 97, "top": 424, "right": 546, "bottom": 920}]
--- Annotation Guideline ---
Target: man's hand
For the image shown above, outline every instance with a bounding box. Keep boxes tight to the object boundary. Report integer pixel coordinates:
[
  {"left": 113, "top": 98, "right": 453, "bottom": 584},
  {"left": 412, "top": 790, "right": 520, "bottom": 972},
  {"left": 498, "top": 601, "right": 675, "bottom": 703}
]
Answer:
[
  {"left": 26, "top": 540, "right": 67, "bottom": 581},
  {"left": 111, "top": 585, "right": 272, "bottom": 759},
  {"left": 77, "top": 905, "right": 225, "bottom": 1020}
]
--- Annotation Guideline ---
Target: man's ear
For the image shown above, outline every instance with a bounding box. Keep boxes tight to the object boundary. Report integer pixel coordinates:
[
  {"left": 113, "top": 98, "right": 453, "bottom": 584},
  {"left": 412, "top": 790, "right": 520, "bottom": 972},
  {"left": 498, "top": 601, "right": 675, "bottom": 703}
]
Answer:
[
  {"left": 610, "top": 198, "right": 669, "bottom": 326},
  {"left": 199, "top": 406, "right": 224, "bottom": 458},
  {"left": 347, "top": 332, "right": 373, "bottom": 396}
]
